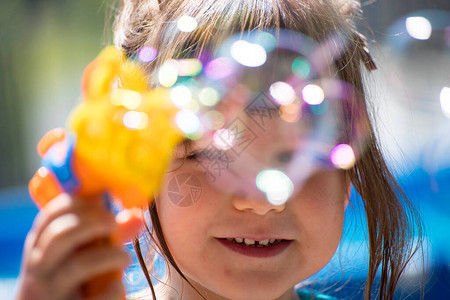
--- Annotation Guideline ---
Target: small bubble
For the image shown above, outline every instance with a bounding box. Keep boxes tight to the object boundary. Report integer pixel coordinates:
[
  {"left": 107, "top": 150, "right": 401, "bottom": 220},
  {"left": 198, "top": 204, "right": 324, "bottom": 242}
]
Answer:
[
  {"left": 405, "top": 16, "right": 432, "bottom": 40},
  {"left": 269, "top": 81, "right": 296, "bottom": 106},
  {"left": 137, "top": 47, "right": 158, "bottom": 63},
  {"left": 37, "top": 167, "right": 49, "bottom": 177},
  {"left": 440, "top": 87, "right": 450, "bottom": 118},
  {"left": 203, "top": 110, "right": 225, "bottom": 130},
  {"left": 170, "top": 85, "right": 192, "bottom": 108},
  {"left": 177, "top": 59, "right": 203, "bottom": 76},
  {"left": 330, "top": 144, "right": 356, "bottom": 169},
  {"left": 254, "top": 32, "right": 277, "bottom": 52},
  {"left": 158, "top": 60, "right": 178, "bottom": 87},
  {"left": 111, "top": 89, "right": 142, "bottom": 110},
  {"left": 205, "top": 57, "right": 234, "bottom": 80},
  {"left": 213, "top": 128, "right": 236, "bottom": 150},
  {"left": 256, "top": 169, "right": 294, "bottom": 206},
  {"left": 123, "top": 111, "right": 149, "bottom": 130},
  {"left": 230, "top": 40, "right": 267, "bottom": 67},
  {"left": 175, "top": 110, "right": 201, "bottom": 134},
  {"left": 199, "top": 87, "right": 220, "bottom": 106},
  {"left": 292, "top": 57, "right": 311, "bottom": 79},
  {"left": 177, "top": 15, "right": 198, "bottom": 32},
  {"left": 279, "top": 103, "right": 301, "bottom": 123},
  {"left": 310, "top": 99, "right": 328, "bottom": 116},
  {"left": 302, "top": 84, "right": 325, "bottom": 105}
]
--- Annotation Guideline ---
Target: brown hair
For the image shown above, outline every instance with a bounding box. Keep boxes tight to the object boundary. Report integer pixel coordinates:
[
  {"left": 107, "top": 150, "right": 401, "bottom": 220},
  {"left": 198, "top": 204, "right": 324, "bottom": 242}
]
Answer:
[{"left": 113, "top": 0, "right": 422, "bottom": 299}]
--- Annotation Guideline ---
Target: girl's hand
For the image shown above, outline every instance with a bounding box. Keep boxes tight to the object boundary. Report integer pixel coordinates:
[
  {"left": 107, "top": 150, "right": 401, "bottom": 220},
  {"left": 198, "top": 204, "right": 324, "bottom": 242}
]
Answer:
[{"left": 15, "top": 193, "right": 144, "bottom": 300}]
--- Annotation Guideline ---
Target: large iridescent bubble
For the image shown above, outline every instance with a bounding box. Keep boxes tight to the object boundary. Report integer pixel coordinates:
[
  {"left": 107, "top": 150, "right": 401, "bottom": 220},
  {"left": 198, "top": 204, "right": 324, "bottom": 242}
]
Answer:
[
  {"left": 379, "top": 10, "right": 450, "bottom": 167},
  {"left": 385, "top": 10, "right": 450, "bottom": 119},
  {"left": 158, "top": 29, "right": 369, "bottom": 205}
]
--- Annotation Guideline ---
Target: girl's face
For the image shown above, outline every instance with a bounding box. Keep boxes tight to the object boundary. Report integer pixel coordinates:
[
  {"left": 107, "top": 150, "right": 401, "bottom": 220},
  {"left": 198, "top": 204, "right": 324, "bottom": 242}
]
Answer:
[{"left": 155, "top": 110, "right": 350, "bottom": 300}]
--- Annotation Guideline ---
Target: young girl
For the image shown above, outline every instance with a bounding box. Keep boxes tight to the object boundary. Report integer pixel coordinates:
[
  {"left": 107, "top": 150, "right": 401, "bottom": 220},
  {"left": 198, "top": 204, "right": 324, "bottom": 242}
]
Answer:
[{"left": 16, "top": 0, "right": 422, "bottom": 299}]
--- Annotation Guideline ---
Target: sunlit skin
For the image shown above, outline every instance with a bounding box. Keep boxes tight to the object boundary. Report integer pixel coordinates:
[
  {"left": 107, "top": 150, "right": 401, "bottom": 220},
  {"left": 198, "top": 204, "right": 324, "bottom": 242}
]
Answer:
[
  {"left": 157, "top": 164, "right": 348, "bottom": 300},
  {"left": 155, "top": 111, "right": 350, "bottom": 300}
]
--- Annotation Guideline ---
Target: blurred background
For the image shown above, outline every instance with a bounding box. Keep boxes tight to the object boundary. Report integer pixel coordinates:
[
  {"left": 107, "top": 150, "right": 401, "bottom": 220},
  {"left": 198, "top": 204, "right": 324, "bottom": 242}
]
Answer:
[{"left": 0, "top": 0, "right": 449, "bottom": 299}]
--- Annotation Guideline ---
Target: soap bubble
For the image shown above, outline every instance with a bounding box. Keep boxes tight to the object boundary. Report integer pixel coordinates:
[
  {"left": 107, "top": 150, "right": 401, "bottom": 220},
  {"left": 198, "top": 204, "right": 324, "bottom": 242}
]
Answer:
[
  {"left": 383, "top": 10, "right": 450, "bottom": 162},
  {"left": 177, "top": 15, "right": 198, "bottom": 33},
  {"left": 386, "top": 10, "right": 450, "bottom": 53},
  {"left": 162, "top": 30, "right": 369, "bottom": 203},
  {"left": 137, "top": 47, "right": 158, "bottom": 63}
]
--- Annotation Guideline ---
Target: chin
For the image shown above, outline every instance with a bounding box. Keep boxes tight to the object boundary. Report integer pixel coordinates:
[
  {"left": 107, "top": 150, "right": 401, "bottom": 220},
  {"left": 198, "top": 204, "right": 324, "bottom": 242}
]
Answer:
[
  {"left": 218, "top": 288, "right": 289, "bottom": 300},
  {"left": 212, "top": 277, "right": 295, "bottom": 300}
]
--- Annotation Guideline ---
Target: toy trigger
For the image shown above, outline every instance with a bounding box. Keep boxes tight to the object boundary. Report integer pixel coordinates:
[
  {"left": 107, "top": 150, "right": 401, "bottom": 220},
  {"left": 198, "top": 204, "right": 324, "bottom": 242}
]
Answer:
[{"left": 28, "top": 167, "right": 63, "bottom": 208}]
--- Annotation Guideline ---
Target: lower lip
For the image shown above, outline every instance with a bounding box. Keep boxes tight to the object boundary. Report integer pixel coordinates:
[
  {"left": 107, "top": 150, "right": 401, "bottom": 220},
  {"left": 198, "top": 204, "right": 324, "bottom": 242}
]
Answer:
[{"left": 217, "top": 239, "right": 292, "bottom": 258}]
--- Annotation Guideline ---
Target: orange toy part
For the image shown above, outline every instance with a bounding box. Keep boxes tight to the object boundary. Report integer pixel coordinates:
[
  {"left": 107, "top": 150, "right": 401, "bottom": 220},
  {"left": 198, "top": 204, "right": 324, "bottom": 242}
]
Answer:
[
  {"left": 29, "top": 47, "right": 184, "bottom": 299},
  {"left": 37, "top": 128, "right": 66, "bottom": 157},
  {"left": 28, "top": 167, "right": 63, "bottom": 208}
]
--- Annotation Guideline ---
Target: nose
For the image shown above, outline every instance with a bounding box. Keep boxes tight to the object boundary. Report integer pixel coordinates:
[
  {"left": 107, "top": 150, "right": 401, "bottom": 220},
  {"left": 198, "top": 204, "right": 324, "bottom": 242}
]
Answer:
[{"left": 231, "top": 190, "right": 286, "bottom": 215}]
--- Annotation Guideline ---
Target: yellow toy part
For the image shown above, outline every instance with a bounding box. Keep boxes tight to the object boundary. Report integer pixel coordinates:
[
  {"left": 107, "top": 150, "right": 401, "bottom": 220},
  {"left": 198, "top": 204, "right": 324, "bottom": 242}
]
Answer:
[{"left": 70, "top": 46, "right": 183, "bottom": 208}]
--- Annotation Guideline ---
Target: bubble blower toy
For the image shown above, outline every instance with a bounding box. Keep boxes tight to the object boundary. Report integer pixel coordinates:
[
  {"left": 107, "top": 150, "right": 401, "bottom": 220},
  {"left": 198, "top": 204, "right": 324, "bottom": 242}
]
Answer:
[{"left": 28, "top": 47, "right": 183, "bottom": 298}]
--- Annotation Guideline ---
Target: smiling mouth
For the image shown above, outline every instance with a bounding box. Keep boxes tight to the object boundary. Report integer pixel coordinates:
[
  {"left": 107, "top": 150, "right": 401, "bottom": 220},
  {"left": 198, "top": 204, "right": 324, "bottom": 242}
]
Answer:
[{"left": 217, "top": 238, "right": 292, "bottom": 258}]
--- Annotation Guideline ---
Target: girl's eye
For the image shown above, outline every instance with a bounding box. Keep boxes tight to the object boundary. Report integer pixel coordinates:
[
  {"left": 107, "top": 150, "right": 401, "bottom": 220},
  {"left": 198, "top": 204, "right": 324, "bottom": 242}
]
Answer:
[
  {"left": 186, "top": 152, "right": 198, "bottom": 160},
  {"left": 185, "top": 150, "right": 202, "bottom": 160}
]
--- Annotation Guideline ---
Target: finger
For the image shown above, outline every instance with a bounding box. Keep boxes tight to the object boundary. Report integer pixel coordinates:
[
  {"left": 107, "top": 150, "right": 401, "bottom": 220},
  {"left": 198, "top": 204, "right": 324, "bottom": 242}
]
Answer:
[
  {"left": 31, "top": 194, "right": 106, "bottom": 247},
  {"left": 32, "top": 210, "right": 117, "bottom": 276},
  {"left": 21, "top": 230, "right": 38, "bottom": 266},
  {"left": 53, "top": 246, "right": 130, "bottom": 300},
  {"left": 113, "top": 208, "right": 145, "bottom": 244}
]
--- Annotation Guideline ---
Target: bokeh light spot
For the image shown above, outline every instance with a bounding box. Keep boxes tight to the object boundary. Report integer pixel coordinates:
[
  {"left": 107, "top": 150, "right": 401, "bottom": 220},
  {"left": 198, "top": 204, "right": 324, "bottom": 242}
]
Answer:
[
  {"left": 111, "top": 89, "right": 142, "bottom": 110},
  {"left": 405, "top": 16, "right": 432, "bottom": 40},
  {"left": 203, "top": 110, "right": 225, "bottom": 130},
  {"left": 256, "top": 170, "right": 294, "bottom": 206},
  {"left": 330, "top": 144, "right": 356, "bottom": 169},
  {"left": 37, "top": 166, "right": 49, "bottom": 177},
  {"left": 230, "top": 40, "right": 267, "bottom": 67},
  {"left": 292, "top": 57, "right": 311, "bottom": 79},
  {"left": 302, "top": 84, "right": 325, "bottom": 105},
  {"left": 177, "top": 59, "right": 203, "bottom": 76},
  {"left": 175, "top": 110, "right": 201, "bottom": 134},
  {"left": 137, "top": 47, "right": 158, "bottom": 63},
  {"left": 205, "top": 57, "right": 234, "bottom": 80},
  {"left": 158, "top": 60, "right": 178, "bottom": 87},
  {"left": 279, "top": 103, "right": 301, "bottom": 123},
  {"left": 170, "top": 85, "right": 192, "bottom": 108},
  {"left": 440, "top": 87, "right": 450, "bottom": 118},
  {"left": 199, "top": 87, "right": 220, "bottom": 106},
  {"left": 123, "top": 111, "right": 149, "bottom": 130},
  {"left": 254, "top": 32, "right": 277, "bottom": 52},
  {"left": 310, "top": 100, "right": 328, "bottom": 116},
  {"left": 177, "top": 15, "right": 198, "bottom": 32},
  {"left": 213, "top": 128, "right": 236, "bottom": 150},
  {"left": 269, "top": 81, "right": 296, "bottom": 105}
]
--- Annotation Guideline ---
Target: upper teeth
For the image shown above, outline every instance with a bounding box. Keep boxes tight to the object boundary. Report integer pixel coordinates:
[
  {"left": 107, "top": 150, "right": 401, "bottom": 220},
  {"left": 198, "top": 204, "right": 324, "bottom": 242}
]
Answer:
[
  {"left": 226, "top": 238, "right": 281, "bottom": 246},
  {"left": 259, "top": 239, "right": 269, "bottom": 246},
  {"left": 244, "top": 238, "right": 255, "bottom": 245}
]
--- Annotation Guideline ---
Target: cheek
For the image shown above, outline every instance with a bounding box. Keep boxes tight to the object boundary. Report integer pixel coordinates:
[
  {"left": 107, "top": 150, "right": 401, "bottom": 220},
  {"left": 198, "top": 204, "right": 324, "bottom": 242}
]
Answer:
[
  {"left": 162, "top": 171, "right": 204, "bottom": 208},
  {"left": 155, "top": 171, "right": 218, "bottom": 249},
  {"left": 293, "top": 172, "right": 348, "bottom": 262}
]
